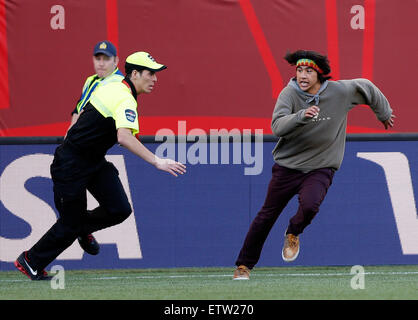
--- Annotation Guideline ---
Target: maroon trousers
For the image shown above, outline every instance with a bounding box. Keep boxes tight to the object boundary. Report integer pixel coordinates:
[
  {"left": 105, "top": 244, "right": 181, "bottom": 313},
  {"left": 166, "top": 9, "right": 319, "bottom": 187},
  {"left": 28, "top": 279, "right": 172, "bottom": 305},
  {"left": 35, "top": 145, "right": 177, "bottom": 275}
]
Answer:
[{"left": 235, "top": 163, "right": 335, "bottom": 269}]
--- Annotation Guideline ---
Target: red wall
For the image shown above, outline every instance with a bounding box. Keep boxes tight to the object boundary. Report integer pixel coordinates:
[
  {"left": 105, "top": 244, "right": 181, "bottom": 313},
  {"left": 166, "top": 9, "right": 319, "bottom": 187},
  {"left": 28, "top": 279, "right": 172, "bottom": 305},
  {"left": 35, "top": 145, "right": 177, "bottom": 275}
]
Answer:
[{"left": 0, "top": 0, "right": 416, "bottom": 136}]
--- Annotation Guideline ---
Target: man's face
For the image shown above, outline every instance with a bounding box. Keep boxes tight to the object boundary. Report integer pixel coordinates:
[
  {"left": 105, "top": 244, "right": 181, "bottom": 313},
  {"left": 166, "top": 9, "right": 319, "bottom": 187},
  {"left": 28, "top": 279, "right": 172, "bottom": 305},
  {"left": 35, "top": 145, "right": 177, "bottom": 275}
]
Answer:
[
  {"left": 93, "top": 54, "right": 118, "bottom": 78},
  {"left": 296, "top": 66, "right": 321, "bottom": 94},
  {"left": 132, "top": 69, "right": 158, "bottom": 94}
]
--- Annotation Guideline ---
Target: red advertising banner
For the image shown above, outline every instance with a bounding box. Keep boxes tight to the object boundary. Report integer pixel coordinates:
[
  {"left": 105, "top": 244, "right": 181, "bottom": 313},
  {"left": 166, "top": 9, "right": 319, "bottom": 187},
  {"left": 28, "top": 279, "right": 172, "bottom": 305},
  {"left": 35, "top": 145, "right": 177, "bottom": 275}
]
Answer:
[{"left": 0, "top": 0, "right": 416, "bottom": 136}]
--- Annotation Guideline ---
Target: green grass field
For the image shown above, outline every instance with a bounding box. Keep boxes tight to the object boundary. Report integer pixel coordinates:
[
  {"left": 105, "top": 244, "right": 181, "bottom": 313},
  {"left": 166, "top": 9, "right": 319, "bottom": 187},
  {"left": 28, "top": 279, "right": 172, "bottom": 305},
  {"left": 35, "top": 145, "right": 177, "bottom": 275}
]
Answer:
[{"left": 1, "top": 265, "right": 417, "bottom": 301}]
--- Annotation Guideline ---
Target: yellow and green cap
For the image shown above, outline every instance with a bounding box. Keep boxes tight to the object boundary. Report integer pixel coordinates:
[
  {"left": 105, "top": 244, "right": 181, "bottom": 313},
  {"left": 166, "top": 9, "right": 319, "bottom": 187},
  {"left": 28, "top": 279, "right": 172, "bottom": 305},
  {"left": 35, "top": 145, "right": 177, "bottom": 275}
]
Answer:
[{"left": 125, "top": 51, "right": 167, "bottom": 72}]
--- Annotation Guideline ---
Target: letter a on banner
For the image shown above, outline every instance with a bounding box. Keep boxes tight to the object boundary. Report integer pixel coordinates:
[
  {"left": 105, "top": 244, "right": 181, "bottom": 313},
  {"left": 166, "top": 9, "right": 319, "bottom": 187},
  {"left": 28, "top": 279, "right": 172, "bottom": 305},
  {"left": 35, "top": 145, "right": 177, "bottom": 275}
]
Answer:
[{"left": 50, "top": 5, "right": 65, "bottom": 30}]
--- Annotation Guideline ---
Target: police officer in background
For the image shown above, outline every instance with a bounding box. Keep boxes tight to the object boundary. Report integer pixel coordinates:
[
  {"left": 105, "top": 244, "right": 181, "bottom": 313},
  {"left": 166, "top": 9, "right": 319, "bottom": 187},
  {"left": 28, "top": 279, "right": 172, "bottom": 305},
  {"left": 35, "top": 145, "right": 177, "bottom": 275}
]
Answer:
[
  {"left": 67, "top": 40, "right": 124, "bottom": 134},
  {"left": 66, "top": 40, "right": 124, "bottom": 256},
  {"left": 15, "top": 52, "right": 187, "bottom": 280}
]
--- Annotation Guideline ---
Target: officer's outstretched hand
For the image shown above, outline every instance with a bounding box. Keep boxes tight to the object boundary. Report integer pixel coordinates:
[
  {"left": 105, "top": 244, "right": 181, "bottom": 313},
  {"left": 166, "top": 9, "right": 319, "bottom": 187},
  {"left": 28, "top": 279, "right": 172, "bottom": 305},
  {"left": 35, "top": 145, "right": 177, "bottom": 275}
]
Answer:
[{"left": 155, "top": 157, "right": 187, "bottom": 177}]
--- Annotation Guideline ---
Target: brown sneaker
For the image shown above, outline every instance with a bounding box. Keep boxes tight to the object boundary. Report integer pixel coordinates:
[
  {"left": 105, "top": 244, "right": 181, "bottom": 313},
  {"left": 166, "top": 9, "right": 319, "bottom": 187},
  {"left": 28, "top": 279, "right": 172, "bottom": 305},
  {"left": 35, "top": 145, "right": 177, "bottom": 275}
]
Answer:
[
  {"left": 282, "top": 233, "right": 300, "bottom": 262},
  {"left": 233, "top": 265, "right": 250, "bottom": 280}
]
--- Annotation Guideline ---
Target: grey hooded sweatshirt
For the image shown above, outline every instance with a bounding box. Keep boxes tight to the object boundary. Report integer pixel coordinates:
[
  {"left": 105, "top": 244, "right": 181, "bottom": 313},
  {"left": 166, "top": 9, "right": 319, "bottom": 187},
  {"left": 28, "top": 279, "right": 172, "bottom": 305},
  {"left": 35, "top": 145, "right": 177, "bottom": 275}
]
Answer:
[{"left": 271, "top": 78, "right": 392, "bottom": 172}]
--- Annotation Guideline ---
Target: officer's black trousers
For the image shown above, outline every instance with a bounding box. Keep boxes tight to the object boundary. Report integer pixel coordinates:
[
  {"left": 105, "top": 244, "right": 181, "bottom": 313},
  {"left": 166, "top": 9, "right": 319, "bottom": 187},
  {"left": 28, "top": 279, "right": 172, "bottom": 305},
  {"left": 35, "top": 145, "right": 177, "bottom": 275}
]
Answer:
[{"left": 27, "top": 161, "right": 132, "bottom": 271}]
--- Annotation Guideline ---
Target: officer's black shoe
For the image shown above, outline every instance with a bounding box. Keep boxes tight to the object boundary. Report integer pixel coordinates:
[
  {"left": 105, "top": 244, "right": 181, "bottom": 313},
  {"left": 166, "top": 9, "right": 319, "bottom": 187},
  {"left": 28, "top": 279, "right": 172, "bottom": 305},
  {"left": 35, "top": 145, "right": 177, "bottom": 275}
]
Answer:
[
  {"left": 14, "top": 251, "right": 53, "bottom": 281},
  {"left": 78, "top": 234, "right": 100, "bottom": 255}
]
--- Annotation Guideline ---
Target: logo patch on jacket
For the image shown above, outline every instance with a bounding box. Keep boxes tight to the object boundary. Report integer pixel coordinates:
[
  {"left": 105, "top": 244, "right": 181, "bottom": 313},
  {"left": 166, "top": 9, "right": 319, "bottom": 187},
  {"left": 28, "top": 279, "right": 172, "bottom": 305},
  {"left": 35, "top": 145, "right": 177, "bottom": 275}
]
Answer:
[{"left": 125, "top": 109, "right": 136, "bottom": 122}]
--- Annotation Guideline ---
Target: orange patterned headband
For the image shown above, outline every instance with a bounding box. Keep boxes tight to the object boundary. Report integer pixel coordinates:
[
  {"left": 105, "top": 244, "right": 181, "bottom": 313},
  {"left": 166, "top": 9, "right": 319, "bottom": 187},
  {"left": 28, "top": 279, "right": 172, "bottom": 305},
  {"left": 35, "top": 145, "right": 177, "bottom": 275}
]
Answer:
[{"left": 296, "top": 59, "right": 323, "bottom": 74}]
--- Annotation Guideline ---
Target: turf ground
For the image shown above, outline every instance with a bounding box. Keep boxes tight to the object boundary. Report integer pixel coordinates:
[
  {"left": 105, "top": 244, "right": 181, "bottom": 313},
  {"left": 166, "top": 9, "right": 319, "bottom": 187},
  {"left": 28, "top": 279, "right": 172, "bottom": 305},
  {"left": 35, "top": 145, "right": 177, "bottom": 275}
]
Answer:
[{"left": 0, "top": 265, "right": 417, "bottom": 301}]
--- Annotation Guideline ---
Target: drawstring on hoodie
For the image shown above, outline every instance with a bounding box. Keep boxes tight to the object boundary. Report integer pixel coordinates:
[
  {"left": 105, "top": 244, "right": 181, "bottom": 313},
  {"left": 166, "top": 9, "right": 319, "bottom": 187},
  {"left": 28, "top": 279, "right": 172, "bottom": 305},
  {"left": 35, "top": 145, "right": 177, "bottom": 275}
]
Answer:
[{"left": 289, "top": 78, "right": 329, "bottom": 105}]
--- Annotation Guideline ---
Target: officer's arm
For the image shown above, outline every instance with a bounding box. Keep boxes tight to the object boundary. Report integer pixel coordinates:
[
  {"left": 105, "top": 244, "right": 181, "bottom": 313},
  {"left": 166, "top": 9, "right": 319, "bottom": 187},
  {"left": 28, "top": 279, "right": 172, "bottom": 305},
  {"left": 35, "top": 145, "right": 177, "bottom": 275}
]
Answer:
[
  {"left": 117, "top": 128, "right": 186, "bottom": 176},
  {"left": 117, "top": 128, "right": 159, "bottom": 165},
  {"left": 69, "top": 113, "right": 80, "bottom": 126}
]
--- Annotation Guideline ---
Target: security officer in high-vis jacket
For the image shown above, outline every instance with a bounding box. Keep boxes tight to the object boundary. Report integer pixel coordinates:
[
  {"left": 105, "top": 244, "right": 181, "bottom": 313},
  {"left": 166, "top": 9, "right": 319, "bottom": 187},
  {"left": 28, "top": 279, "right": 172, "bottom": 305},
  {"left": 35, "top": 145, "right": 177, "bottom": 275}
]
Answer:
[
  {"left": 67, "top": 40, "right": 124, "bottom": 134},
  {"left": 15, "top": 52, "right": 187, "bottom": 280}
]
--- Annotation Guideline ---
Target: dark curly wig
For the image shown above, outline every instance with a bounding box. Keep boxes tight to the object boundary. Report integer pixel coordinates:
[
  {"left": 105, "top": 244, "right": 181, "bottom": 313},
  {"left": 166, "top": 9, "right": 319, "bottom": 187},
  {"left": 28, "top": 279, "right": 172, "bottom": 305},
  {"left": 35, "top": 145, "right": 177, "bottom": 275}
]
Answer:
[{"left": 284, "top": 50, "right": 332, "bottom": 82}]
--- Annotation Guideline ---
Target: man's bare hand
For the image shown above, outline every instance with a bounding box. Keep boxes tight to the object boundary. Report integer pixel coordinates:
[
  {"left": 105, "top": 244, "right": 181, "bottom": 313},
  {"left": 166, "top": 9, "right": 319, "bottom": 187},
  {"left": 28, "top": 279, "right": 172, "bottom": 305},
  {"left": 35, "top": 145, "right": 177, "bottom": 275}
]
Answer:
[
  {"left": 382, "top": 114, "right": 396, "bottom": 130},
  {"left": 304, "top": 106, "right": 320, "bottom": 119},
  {"left": 155, "top": 158, "right": 187, "bottom": 177}
]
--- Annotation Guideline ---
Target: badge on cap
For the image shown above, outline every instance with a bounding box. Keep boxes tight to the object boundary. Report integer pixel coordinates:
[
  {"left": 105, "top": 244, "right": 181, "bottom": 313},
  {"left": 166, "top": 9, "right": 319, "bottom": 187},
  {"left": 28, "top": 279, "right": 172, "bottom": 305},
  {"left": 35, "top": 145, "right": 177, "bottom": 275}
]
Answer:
[{"left": 148, "top": 54, "right": 156, "bottom": 62}]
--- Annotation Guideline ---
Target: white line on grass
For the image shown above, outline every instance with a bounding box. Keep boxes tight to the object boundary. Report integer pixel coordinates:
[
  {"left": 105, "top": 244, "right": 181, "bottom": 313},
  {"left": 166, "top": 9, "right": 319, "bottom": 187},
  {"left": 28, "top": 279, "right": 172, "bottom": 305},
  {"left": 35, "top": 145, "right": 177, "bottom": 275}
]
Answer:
[
  {"left": 83, "top": 270, "right": 418, "bottom": 281},
  {"left": 1, "top": 271, "right": 417, "bottom": 283}
]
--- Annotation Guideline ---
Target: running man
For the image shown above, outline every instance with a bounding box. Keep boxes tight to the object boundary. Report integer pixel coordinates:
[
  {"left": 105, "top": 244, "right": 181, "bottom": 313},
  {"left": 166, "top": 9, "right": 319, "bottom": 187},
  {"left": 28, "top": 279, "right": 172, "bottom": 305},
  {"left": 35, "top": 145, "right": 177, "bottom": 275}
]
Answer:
[
  {"left": 233, "top": 49, "right": 395, "bottom": 280},
  {"left": 15, "top": 52, "right": 186, "bottom": 280},
  {"left": 66, "top": 40, "right": 124, "bottom": 255}
]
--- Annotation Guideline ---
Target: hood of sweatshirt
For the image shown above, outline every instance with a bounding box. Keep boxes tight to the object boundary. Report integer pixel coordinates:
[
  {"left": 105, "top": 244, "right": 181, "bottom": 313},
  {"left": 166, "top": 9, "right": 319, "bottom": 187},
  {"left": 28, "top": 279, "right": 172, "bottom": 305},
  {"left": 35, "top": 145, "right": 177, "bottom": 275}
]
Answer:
[{"left": 288, "top": 78, "right": 329, "bottom": 105}]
